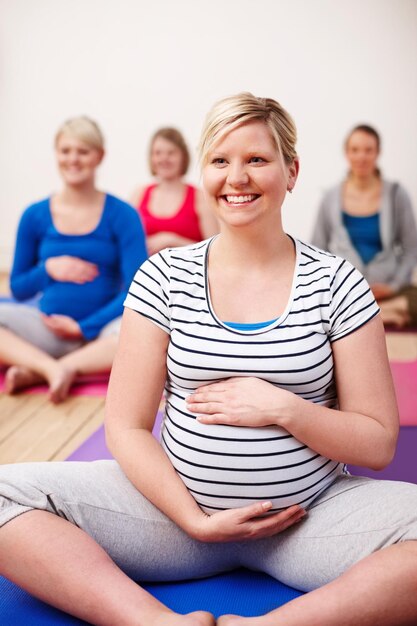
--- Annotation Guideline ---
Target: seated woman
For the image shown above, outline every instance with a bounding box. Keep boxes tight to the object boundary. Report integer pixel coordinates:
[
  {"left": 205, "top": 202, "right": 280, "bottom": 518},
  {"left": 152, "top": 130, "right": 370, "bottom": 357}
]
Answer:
[
  {"left": 0, "top": 116, "right": 147, "bottom": 402},
  {"left": 0, "top": 94, "right": 416, "bottom": 626},
  {"left": 312, "top": 124, "right": 417, "bottom": 327},
  {"left": 130, "top": 127, "right": 218, "bottom": 254}
]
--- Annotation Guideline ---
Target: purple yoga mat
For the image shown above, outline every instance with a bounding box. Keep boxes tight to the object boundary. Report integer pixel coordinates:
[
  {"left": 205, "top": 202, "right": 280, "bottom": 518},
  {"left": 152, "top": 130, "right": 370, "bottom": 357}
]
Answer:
[
  {"left": 66, "top": 411, "right": 164, "bottom": 461},
  {"left": 349, "top": 426, "right": 417, "bottom": 483}
]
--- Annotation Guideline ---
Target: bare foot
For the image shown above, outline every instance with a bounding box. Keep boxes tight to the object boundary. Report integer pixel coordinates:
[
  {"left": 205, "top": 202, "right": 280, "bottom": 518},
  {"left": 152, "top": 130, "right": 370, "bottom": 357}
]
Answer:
[
  {"left": 217, "top": 616, "right": 241, "bottom": 625},
  {"left": 4, "top": 362, "right": 77, "bottom": 404},
  {"left": 46, "top": 365, "right": 77, "bottom": 404},
  {"left": 380, "top": 300, "right": 411, "bottom": 328},
  {"left": 159, "top": 610, "right": 215, "bottom": 625},
  {"left": 218, "top": 616, "right": 251, "bottom": 625},
  {"left": 218, "top": 615, "right": 272, "bottom": 625},
  {"left": 4, "top": 365, "right": 44, "bottom": 394},
  {"left": 381, "top": 310, "right": 410, "bottom": 328}
]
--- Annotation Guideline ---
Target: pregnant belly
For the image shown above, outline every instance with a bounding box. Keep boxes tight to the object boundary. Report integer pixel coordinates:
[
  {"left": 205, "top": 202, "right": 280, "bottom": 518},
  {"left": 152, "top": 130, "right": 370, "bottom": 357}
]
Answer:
[{"left": 160, "top": 411, "right": 343, "bottom": 514}]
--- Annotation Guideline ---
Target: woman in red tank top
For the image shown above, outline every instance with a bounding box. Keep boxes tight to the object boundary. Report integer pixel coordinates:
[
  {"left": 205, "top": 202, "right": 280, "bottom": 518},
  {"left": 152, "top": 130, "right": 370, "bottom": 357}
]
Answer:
[{"left": 131, "top": 128, "right": 218, "bottom": 255}]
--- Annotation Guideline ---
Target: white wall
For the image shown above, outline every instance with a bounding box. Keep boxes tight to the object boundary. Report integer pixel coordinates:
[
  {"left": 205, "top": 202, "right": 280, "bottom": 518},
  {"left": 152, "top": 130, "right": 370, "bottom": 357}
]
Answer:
[{"left": 1, "top": 0, "right": 416, "bottom": 269}]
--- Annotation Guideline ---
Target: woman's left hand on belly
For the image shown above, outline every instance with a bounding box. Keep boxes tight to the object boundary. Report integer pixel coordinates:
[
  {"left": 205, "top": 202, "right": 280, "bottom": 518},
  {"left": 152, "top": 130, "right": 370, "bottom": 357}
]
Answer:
[
  {"left": 186, "top": 377, "right": 294, "bottom": 428},
  {"left": 41, "top": 314, "right": 83, "bottom": 339},
  {"left": 195, "top": 500, "right": 306, "bottom": 543}
]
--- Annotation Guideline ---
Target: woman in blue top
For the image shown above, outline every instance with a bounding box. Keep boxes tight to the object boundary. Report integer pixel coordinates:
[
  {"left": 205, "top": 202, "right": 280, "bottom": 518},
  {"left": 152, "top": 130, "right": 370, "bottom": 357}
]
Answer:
[
  {"left": 312, "top": 124, "right": 417, "bottom": 327},
  {"left": 0, "top": 116, "right": 147, "bottom": 402}
]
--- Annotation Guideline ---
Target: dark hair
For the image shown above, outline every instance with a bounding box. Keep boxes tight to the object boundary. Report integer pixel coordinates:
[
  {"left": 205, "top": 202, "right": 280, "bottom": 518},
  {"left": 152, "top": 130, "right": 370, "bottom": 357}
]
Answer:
[
  {"left": 149, "top": 127, "right": 190, "bottom": 176},
  {"left": 345, "top": 124, "right": 381, "bottom": 152}
]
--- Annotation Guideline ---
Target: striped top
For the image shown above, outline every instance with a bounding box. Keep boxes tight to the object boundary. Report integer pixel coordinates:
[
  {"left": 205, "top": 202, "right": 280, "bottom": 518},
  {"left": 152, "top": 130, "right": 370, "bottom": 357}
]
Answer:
[{"left": 124, "top": 237, "right": 379, "bottom": 513}]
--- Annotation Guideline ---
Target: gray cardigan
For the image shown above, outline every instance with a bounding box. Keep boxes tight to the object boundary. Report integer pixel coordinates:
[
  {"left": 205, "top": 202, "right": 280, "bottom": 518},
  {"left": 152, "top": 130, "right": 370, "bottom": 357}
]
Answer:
[{"left": 311, "top": 180, "right": 417, "bottom": 290}]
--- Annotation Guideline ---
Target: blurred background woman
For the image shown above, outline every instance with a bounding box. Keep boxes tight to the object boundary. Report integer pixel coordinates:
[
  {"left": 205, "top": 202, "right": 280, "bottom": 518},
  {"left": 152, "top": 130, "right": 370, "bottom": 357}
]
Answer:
[
  {"left": 0, "top": 116, "right": 147, "bottom": 402},
  {"left": 130, "top": 127, "right": 218, "bottom": 254},
  {"left": 312, "top": 124, "right": 417, "bottom": 327}
]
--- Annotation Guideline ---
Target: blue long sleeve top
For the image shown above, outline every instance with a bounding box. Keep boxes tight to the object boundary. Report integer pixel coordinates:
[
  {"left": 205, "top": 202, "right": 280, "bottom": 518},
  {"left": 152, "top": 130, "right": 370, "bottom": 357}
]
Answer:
[{"left": 10, "top": 194, "right": 148, "bottom": 339}]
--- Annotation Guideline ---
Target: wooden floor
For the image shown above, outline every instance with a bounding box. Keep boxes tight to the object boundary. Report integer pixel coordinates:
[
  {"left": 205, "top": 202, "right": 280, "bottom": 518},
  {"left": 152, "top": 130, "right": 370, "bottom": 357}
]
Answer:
[
  {"left": 385, "top": 332, "right": 417, "bottom": 361},
  {"left": 0, "top": 271, "right": 106, "bottom": 463},
  {"left": 0, "top": 270, "right": 416, "bottom": 465},
  {"left": 0, "top": 393, "right": 105, "bottom": 463}
]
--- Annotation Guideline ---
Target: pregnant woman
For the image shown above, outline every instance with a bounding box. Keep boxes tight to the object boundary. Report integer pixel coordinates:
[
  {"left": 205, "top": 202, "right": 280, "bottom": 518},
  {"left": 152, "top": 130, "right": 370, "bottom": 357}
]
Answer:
[
  {"left": 0, "top": 94, "right": 416, "bottom": 626},
  {"left": 0, "top": 116, "right": 146, "bottom": 402},
  {"left": 131, "top": 127, "right": 218, "bottom": 254},
  {"left": 312, "top": 124, "right": 417, "bottom": 327}
]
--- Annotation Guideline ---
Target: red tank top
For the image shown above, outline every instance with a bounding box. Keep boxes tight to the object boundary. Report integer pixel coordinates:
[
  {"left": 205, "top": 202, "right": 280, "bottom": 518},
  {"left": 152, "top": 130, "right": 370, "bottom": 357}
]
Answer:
[{"left": 137, "top": 184, "right": 203, "bottom": 242}]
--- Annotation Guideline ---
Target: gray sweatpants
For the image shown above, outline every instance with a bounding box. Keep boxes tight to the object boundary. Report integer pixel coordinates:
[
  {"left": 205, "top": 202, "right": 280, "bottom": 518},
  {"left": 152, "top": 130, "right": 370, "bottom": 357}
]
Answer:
[
  {"left": 0, "top": 303, "right": 121, "bottom": 358},
  {"left": 0, "top": 460, "right": 416, "bottom": 591}
]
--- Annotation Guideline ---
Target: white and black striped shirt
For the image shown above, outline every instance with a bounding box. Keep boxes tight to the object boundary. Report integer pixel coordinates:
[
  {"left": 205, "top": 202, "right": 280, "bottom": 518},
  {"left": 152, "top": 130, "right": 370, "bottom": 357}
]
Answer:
[{"left": 124, "top": 237, "right": 379, "bottom": 513}]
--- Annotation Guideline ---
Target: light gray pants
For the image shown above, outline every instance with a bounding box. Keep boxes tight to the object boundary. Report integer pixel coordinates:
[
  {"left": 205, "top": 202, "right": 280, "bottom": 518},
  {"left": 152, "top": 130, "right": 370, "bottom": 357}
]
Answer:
[
  {"left": 0, "top": 460, "right": 416, "bottom": 591},
  {"left": 0, "top": 303, "right": 121, "bottom": 358}
]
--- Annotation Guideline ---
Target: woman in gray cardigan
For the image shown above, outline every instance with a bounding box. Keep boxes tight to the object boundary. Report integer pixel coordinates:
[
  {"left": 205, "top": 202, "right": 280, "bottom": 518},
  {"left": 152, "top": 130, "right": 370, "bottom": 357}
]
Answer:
[{"left": 312, "top": 124, "right": 417, "bottom": 327}]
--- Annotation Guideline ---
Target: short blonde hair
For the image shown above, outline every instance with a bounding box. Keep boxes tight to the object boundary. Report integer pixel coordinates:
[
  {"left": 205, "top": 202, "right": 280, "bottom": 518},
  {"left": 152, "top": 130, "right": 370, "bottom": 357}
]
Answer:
[
  {"left": 199, "top": 92, "right": 297, "bottom": 166},
  {"left": 55, "top": 116, "right": 105, "bottom": 151},
  {"left": 149, "top": 127, "right": 190, "bottom": 176}
]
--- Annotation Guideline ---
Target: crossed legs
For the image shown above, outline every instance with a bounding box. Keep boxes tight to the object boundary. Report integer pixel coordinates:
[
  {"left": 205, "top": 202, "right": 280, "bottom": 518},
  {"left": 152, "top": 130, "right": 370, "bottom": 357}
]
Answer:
[
  {"left": 0, "top": 464, "right": 416, "bottom": 625},
  {"left": 0, "top": 304, "right": 119, "bottom": 402},
  {"left": 3, "top": 331, "right": 118, "bottom": 402}
]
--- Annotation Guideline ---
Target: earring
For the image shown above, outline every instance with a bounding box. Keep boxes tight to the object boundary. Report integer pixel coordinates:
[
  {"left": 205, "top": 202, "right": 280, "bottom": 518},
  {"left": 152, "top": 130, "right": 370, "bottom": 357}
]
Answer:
[{"left": 288, "top": 188, "right": 293, "bottom": 194}]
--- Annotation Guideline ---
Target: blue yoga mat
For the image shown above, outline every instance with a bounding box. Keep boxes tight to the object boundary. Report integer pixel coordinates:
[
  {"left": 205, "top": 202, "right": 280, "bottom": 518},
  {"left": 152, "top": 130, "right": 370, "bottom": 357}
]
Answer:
[{"left": 0, "top": 569, "right": 302, "bottom": 624}]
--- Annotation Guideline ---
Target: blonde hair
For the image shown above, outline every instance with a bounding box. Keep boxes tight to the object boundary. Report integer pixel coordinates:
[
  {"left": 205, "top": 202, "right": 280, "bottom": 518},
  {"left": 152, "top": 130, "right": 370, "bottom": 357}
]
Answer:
[
  {"left": 55, "top": 116, "right": 105, "bottom": 151},
  {"left": 149, "top": 127, "right": 190, "bottom": 176},
  {"left": 198, "top": 92, "right": 297, "bottom": 166}
]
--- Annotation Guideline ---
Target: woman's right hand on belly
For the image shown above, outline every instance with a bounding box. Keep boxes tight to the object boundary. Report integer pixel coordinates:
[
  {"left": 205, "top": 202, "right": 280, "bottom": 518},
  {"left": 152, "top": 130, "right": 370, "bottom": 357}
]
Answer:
[
  {"left": 45, "top": 256, "right": 99, "bottom": 283},
  {"left": 193, "top": 501, "right": 306, "bottom": 543}
]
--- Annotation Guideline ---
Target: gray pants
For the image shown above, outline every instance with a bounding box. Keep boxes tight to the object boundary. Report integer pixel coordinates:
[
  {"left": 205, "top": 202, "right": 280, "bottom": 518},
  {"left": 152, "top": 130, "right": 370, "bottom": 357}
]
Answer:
[
  {"left": 0, "top": 304, "right": 121, "bottom": 358},
  {"left": 0, "top": 460, "right": 416, "bottom": 591}
]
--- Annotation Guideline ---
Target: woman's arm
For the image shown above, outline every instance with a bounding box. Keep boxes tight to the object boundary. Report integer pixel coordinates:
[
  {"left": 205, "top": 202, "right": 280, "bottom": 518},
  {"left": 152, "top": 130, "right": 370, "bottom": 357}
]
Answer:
[
  {"left": 389, "top": 185, "right": 417, "bottom": 290},
  {"left": 190, "top": 315, "right": 398, "bottom": 470},
  {"left": 129, "top": 186, "right": 146, "bottom": 210},
  {"left": 277, "top": 315, "right": 398, "bottom": 468},
  {"left": 311, "top": 194, "right": 332, "bottom": 251},
  {"left": 106, "top": 308, "right": 306, "bottom": 542},
  {"left": 77, "top": 206, "right": 148, "bottom": 339},
  {"left": 10, "top": 206, "right": 51, "bottom": 299},
  {"left": 105, "top": 308, "right": 205, "bottom": 535}
]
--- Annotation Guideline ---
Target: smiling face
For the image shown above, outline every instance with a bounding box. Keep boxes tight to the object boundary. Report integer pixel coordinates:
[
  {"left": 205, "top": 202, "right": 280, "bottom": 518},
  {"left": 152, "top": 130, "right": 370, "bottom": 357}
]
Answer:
[
  {"left": 55, "top": 133, "right": 103, "bottom": 187},
  {"left": 202, "top": 121, "right": 298, "bottom": 229},
  {"left": 150, "top": 136, "right": 184, "bottom": 181},
  {"left": 345, "top": 130, "right": 379, "bottom": 179}
]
